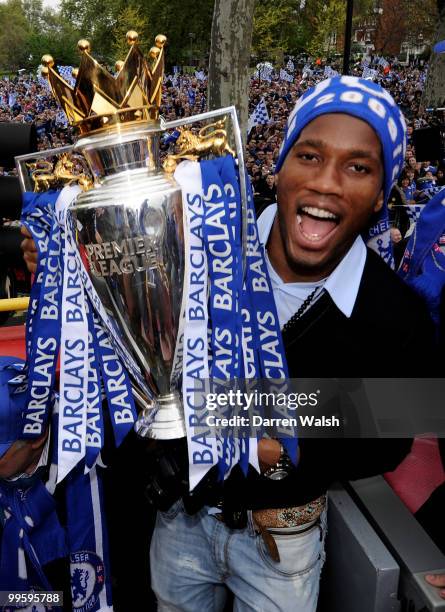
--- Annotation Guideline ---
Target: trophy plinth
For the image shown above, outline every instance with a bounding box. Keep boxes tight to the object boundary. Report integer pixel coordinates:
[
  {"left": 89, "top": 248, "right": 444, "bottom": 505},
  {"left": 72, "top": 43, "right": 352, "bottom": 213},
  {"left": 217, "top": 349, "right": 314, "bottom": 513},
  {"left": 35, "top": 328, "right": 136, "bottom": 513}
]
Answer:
[{"left": 135, "top": 391, "right": 186, "bottom": 439}]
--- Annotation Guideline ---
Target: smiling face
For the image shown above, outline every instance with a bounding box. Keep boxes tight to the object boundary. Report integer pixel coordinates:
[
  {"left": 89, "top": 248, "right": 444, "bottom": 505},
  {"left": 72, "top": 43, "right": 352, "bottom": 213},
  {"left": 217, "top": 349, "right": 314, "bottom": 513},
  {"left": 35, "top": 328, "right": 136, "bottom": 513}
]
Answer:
[{"left": 270, "top": 113, "right": 384, "bottom": 282}]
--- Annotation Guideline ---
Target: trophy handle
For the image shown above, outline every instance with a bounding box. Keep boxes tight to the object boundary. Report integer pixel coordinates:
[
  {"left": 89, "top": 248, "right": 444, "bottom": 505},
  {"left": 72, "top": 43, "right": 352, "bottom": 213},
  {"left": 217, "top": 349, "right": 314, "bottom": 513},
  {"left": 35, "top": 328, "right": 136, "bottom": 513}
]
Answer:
[
  {"left": 15, "top": 144, "right": 93, "bottom": 193},
  {"left": 161, "top": 106, "right": 248, "bottom": 281}
]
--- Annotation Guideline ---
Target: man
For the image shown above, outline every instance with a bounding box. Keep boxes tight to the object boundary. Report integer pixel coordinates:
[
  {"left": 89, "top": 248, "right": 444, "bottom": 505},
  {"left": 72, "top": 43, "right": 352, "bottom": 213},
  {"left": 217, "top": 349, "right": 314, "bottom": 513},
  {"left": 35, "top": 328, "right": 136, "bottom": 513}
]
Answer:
[
  {"left": 22, "top": 77, "right": 438, "bottom": 610},
  {"left": 149, "top": 77, "right": 437, "bottom": 611}
]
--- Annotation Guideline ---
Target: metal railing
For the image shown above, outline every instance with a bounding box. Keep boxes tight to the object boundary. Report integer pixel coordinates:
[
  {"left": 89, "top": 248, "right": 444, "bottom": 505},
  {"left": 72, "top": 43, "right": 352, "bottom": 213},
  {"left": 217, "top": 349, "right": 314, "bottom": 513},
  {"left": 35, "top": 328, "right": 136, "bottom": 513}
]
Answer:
[{"left": 0, "top": 297, "right": 30, "bottom": 312}]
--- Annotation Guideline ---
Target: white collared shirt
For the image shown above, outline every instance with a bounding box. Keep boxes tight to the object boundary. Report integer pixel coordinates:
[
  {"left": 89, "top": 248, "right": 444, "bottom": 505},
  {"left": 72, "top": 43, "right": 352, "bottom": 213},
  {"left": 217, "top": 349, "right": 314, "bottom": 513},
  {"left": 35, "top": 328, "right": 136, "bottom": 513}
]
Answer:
[{"left": 257, "top": 204, "right": 367, "bottom": 328}]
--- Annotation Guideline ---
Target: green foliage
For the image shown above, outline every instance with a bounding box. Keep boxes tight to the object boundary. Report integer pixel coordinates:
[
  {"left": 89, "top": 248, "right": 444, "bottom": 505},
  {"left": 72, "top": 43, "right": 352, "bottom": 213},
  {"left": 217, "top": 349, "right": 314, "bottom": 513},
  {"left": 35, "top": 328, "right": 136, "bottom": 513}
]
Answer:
[
  {"left": 303, "top": 0, "right": 346, "bottom": 57},
  {"left": 112, "top": 6, "right": 150, "bottom": 60},
  {"left": 22, "top": 0, "right": 43, "bottom": 30},
  {"left": 61, "top": 0, "right": 124, "bottom": 62},
  {"left": 252, "top": 0, "right": 309, "bottom": 58},
  {"left": 0, "top": 0, "right": 30, "bottom": 70},
  {"left": 403, "top": 0, "right": 438, "bottom": 44},
  {"left": 0, "top": 0, "right": 81, "bottom": 70},
  {"left": 28, "top": 10, "right": 82, "bottom": 66},
  {"left": 134, "top": 0, "right": 214, "bottom": 65},
  {"left": 0, "top": 0, "right": 439, "bottom": 72},
  {"left": 60, "top": 0, "right": 214, "bottom": 65}
]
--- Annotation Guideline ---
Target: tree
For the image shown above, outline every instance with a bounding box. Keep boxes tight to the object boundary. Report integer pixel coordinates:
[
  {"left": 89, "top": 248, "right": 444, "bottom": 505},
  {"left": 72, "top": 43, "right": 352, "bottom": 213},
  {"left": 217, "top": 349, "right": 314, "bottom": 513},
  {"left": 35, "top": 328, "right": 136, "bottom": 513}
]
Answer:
[
  {"left": 207, "top": 0, "right": 255, "bottom": 141},
  {"left": 373, "top": 0, "right": 404, "bottom": 55},
  {"left": 303, "top": 0, "right": 346, "bottom": 57},
  {"left": 135, "top": 0, "right": 214, "bottom": 66},
  {"left": 373, "top": 0, "right": 437, "bottom": 56},
  {"left": 61, "top": 0, "right": 124, "bottom": 63},
  {"left": 112, "top": 6, "right": 150, "bottom": 61},
  {"left": 252, "top": 0, "right": 309, "bottom": 58},
  {"left": 404, "top": 0, "right": 437, "bottom": 44},
  {"left": 423, "top": 0, "right": 445, "bottom": 108},
  {"left": 25, "top": 9, "right": 81, "bottom": 68},
  {"left": 22, "top": 0, "right": 43, "bottom": 31},
  {"left": 0, "top": 0, "right": 31, "bottom": 70}
]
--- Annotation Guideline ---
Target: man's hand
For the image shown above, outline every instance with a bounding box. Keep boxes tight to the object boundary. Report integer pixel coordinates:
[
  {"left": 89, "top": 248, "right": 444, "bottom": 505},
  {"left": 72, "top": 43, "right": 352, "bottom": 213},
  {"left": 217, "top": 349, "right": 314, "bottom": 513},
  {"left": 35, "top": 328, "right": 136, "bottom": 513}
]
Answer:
[
  {"left": 258, "top": 438, "right": 282, "bottom": 473},
  {"left": 258, "top": 439, "right": 300, "bottom": 473},
  {"left": 425, "top": 574, "right": 445, "bottom": 599},
  {"left": 20, "top": 225, "right": 38, "bottom": 273}
]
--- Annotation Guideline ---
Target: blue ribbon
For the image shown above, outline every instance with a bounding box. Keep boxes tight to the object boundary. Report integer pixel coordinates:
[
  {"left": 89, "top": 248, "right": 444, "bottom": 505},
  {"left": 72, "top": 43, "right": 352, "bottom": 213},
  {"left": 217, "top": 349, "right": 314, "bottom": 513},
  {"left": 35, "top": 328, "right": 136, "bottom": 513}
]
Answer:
[
  {"left": 84, "top": 303, "right": 104, "bottom": 470},
  {"left": 21, "top": 192, "right": 63, "bottom": 439},
  {"left": 242, "top": 175, "right": 297, "bottom": 465},
  {"left": 91, "top": 311, "right": 137, "bottom": 447},
  {"left": 201, "top": 157, "right": 246, "bottom": 478},
  {"left": 65, "top": 463, "right": 113, "bottom": 612}
]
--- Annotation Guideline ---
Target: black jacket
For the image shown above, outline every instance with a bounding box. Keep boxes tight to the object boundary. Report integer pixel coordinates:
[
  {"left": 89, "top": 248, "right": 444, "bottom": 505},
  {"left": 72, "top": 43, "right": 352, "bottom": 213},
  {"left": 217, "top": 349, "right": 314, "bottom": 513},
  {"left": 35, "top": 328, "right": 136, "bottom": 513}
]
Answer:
[{"left": 236, "top": 248, "right": 439, "bottom": 509}]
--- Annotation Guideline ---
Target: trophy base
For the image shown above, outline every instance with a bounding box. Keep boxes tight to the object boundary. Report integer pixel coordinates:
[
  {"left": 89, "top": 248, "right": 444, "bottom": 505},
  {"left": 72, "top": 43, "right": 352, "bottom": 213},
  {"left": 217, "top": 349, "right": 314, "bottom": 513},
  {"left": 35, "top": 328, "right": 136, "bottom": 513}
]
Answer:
[{"left": 134, "top": 391, "right": 186, "bottom": 440}]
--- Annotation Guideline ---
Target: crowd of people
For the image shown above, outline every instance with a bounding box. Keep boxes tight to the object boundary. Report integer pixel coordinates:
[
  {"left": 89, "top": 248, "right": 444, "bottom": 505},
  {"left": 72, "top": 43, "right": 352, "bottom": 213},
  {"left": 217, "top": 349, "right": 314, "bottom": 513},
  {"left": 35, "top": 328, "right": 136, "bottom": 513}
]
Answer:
[
  {"left": 2, "top": 61, "right": 444, "bottom": 198},
  {"left": 1, "top": 62, "right": 444, "bottom": 270},
  {"left": 0, "top": 76, "right": 74, "bottom": 159}
]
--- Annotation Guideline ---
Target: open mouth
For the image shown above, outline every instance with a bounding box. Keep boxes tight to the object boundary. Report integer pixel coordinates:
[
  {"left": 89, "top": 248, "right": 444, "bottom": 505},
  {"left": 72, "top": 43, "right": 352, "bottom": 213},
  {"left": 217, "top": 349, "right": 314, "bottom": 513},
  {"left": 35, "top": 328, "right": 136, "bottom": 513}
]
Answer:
[{"left": 296, "top": 206, "right": 340, "bottom": 243}]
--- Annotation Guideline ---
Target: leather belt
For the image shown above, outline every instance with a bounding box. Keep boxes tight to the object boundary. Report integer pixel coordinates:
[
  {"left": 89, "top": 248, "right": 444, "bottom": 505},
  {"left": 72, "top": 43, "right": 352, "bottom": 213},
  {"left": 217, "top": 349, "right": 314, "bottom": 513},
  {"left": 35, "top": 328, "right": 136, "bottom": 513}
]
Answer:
[
  {"left": 253, "top": 495, "right": 326, "bottom": 529},
  {"left": 213, "top": 495, "right": 326, "bottom": 563}
]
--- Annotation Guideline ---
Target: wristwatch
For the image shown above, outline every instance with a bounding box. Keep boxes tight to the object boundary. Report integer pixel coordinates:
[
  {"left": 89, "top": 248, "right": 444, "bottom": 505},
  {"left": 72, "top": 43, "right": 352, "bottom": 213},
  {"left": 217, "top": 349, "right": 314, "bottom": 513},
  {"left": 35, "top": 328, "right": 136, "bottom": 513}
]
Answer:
[{"left": 263, "top": 444, "right": 293, "bottom": 480}]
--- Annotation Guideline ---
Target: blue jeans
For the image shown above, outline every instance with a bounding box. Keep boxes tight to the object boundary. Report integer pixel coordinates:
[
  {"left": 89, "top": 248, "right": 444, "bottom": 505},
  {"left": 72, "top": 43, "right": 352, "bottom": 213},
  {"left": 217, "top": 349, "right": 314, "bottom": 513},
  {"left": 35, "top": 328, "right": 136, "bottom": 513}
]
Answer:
[{"left": 150, "top": 500, "right": 327, "bottom": 612}]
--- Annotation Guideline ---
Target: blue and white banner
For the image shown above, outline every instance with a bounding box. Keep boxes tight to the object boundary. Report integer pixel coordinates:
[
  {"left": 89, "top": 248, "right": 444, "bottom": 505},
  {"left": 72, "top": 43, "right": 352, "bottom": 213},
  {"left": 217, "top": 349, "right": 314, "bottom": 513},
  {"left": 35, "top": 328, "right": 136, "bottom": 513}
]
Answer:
[
  {"left": 21, "top": 192, "right": 62, "bottom": 439},
  {"left": 324, "top": 66, "right": 339, "bottom": 78},
  {"left": 55, "top": 186, "right": 89, "bottom": 483},
  {"left": 57, "top": 65, "right": 76, "bottom": 87},
  {"left": 247, "top": 98, "right": 270, "bottom": 133},
  {"left": 254, "top": 62, "right": 274, "bottom": 82},
  {"left": 390, "top": 204, "right": 426, "bottom": 229},
  {"left": 280, "top": 69, "right": 294, "bottom": 83},
  {"left": 174, "top": 161, "right": 217, "bottom": 489},
  {"left": 66, "top": 464, "right": 113, "bottom": 612},
  {"left": 362, "top": 67, "right": 378, "bottom": 80}
]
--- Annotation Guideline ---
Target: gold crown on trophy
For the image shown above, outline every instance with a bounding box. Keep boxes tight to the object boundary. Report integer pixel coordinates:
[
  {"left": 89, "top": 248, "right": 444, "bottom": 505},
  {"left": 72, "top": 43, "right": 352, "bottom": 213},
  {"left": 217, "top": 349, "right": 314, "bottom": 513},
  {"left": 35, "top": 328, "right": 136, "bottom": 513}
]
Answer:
[{"left": 41, "top": 31, "right": 167, "bottom": 136}]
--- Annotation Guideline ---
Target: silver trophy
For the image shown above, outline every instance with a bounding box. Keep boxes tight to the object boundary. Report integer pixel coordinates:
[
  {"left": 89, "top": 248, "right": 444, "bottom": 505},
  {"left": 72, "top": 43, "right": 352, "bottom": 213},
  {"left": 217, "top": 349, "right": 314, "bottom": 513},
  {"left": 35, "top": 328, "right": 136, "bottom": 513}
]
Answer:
[{"left": 16, "top": 31, "right": 247, "bottom": 440}]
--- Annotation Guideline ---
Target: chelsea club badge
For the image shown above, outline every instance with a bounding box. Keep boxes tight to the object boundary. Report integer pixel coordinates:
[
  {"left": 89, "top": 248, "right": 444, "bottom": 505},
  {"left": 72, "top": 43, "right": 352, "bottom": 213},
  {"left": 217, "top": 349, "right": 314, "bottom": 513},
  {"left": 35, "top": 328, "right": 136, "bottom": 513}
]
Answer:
[{"left": 70, "top": 551, "right": 105, "bottom": 612}]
